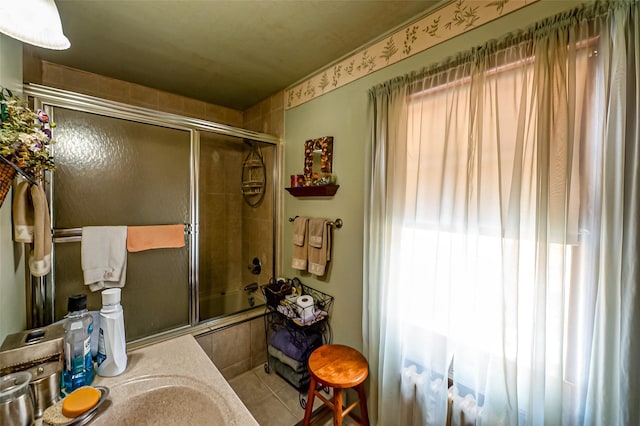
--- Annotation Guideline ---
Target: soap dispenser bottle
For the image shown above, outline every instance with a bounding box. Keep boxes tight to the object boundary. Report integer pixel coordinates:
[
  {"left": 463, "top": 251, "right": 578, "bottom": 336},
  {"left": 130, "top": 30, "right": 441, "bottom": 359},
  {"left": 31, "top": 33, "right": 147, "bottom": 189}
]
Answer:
[
  {"left": 62, "top": 294, "right": 95, "bottom": 394},
  {"left": 96, "top": 288, "right": 127, "bottom": 376}
]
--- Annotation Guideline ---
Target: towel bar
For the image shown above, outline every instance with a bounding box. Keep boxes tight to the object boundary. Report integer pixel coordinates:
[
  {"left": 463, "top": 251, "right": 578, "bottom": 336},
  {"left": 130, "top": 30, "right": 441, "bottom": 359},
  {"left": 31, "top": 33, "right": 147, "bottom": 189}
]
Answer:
[
  {"left": 288, "top": 216, "right": 343, "bottom": 229},
  {"left": 52, "top": 224, "right": 191, "bottom": 243}
]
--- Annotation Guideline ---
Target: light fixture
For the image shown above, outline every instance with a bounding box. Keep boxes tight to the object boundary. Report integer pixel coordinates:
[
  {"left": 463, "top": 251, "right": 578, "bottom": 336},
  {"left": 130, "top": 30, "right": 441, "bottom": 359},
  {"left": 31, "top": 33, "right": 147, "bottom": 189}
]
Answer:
[{"left": 0, "top": 0, "right": 70, "bottom": 50}]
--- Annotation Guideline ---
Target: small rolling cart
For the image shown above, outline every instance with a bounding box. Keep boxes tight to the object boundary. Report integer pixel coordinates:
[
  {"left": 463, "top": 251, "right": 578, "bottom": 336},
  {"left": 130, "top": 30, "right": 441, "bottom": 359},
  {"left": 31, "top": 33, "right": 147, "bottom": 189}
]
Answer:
[{"left": 261, "top": 277, "right": 334, "bottom": 408}]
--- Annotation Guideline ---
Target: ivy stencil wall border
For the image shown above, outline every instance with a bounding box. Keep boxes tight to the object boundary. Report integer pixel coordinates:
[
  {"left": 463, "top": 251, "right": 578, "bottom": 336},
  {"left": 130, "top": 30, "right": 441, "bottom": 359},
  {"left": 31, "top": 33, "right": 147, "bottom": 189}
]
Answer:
[{"left": 285, "top": 0, "right": 540, "bottom": 110}]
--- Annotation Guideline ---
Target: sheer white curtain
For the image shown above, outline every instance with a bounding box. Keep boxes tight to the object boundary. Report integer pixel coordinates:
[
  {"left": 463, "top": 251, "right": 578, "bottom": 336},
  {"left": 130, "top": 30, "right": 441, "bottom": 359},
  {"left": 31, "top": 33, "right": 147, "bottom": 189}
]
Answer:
[{"left": 365, "top": 1, "right": 640, "bottom": 425}]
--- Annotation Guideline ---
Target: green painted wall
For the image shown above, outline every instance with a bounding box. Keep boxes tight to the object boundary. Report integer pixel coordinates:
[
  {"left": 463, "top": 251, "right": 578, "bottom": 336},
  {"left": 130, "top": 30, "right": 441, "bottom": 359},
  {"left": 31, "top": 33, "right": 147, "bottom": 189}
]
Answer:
[
  {"left": 283, "top": 0, "right": 585, "bottom": 351},
  {"left": 0, "top": 33, "right": 26, "bottom": 344}
]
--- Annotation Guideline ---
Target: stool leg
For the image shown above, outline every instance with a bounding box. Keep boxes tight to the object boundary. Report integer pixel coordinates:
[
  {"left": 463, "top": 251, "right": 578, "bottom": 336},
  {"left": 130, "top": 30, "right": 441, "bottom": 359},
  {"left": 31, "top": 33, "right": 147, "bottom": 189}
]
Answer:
[
  {"left": 303, "top": 377, "right": 317, "bottom": 426},
  {"left": 333, "top": 388, "right": 343, "bottom": 426},
  {"left": 356, "top": 384, "right": 370, "bottom": 426}
]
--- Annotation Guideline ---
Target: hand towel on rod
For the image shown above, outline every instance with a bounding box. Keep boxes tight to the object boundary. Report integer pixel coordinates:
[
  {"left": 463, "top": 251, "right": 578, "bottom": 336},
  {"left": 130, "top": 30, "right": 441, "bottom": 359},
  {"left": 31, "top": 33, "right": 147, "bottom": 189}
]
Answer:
[
  {"left": 12, "top": 180, "right": 34, "bottom": 243},
  {"left": 126, "top": 224, "right": 185, "bottom": 252},
  {"left": 291, "top": 216, "right": 309, "bottom": 270},
  {"left": 292, "top": 216, "right": 307, "bottom": 247},
  {"left": 12, "top": 181, "right": 52, "bottom": 276},
  {"left": 308, "top": 217, "right": 325, "bottom": 248},
  {"left": 308, "top": 220, "right": 331, "bottom": 276},
  {"left": 28, "top": 184, "right": 52, "bottom": 277},
  {"left": 81, "top": 226, "right": 127, "bottom": 291}
]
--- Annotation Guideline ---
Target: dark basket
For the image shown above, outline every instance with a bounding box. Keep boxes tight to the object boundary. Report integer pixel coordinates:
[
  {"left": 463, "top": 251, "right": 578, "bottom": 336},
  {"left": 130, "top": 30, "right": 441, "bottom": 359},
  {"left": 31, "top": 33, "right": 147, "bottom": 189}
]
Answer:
[{"left": 261, "top": 279, "right": 292, "bottom": 307}]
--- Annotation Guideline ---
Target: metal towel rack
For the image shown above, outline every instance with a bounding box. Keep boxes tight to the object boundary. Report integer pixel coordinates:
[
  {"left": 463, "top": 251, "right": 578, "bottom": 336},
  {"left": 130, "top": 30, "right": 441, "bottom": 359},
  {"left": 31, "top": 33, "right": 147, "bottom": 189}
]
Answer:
[
  {"left": 52, "top": 224, "right": 192, "bottom": 243},
  {"left": 0, "top": 155, "right": 38, "bottom": 185},
  {"left": 288, "top": 216, "right": 343, "bottom": 229}
]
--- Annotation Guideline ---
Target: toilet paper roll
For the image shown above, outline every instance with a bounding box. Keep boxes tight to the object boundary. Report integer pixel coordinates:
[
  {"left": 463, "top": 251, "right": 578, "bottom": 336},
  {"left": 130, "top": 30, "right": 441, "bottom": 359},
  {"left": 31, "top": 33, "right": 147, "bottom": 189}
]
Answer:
[
  {"left": 296, "top": 295, "right": 314, "bottom": 309},
  {"left": 296, "top": 295, "right": 315, "bottom": 322}
]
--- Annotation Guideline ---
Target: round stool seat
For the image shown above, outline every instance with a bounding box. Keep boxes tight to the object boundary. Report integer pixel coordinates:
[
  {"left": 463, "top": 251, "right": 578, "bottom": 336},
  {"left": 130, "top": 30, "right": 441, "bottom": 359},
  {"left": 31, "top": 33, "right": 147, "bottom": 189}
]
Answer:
[
  {"left": 308, "top": 344, "right": 368, "bottom": 388},
  {"left": 303, "top": 344, "right": 370, "bottom": 426}
]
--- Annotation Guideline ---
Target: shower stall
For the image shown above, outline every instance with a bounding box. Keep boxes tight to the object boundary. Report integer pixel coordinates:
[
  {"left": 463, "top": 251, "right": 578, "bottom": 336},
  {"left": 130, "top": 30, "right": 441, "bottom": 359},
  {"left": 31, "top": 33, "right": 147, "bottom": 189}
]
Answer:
[
  {"left": 25, "top": 85, "right": 278, "bottom": 342},
  {"left": 198, "top": 131, "right": 275, "bottom": 321}
]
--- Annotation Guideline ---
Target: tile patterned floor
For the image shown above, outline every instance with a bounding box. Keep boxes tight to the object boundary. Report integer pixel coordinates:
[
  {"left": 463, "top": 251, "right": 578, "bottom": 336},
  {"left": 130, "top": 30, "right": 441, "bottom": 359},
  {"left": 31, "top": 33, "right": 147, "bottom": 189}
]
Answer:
[{"left": 228, "top": 365, "right": 360, "bottom": 426}]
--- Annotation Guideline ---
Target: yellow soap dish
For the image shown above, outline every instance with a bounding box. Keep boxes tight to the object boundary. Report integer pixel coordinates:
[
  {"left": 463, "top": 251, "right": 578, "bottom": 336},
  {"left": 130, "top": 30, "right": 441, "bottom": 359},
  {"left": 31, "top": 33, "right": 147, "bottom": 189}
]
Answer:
[{"left": 42, "top": 386, "right": 109, "bottom": 426}]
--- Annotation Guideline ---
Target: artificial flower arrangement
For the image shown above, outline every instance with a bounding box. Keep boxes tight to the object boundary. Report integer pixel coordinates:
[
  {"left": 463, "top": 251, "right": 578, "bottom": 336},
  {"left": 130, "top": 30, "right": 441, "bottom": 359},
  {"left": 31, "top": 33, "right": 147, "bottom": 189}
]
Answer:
[
  {"left": 0, "top": 88, "right": 55, "bottom": 175},
  {"left": 0, "top": 88, "right": 55, "bottom": 205}
]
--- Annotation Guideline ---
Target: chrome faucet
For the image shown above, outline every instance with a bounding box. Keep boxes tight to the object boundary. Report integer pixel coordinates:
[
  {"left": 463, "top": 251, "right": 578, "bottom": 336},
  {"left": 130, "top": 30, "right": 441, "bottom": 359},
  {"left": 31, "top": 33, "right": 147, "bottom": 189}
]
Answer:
[{"left": 243, "top": 282, "right": 259, "bottom": 293}]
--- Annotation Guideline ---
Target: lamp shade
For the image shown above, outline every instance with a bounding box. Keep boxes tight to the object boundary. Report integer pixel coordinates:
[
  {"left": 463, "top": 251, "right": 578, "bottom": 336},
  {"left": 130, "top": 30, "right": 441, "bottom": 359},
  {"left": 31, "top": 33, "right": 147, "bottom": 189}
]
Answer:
[{"left": 0, "top": 0, "right": 70, "bottom": 50}]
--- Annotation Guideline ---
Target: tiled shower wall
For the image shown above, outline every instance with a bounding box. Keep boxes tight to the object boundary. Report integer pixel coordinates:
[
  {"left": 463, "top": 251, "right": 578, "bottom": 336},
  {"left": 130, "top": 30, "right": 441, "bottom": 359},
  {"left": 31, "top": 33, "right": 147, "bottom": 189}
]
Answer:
[
  {"left": 23, "top": 50, "right": 243, "bottom": 127},
  {"left": 23, "top": 52, "right": 284, "bottom": 379},
  {"left": 199, "top": 133, "right": 245, "bottom": 297},
  {"left": 199, "top": 134, "right": 275, "bottom": 300},
  {"left": 24, "top": 47, "right": 285, "bottom": 134},
  {"left": 242, "top": 92, "right": 283, "bottom": 291},
  {"left": 241, "top": 142, "right": 276, "bottom": 287},
  {"left": 243, "top": 91, "right": 285, "bottom": 139}
]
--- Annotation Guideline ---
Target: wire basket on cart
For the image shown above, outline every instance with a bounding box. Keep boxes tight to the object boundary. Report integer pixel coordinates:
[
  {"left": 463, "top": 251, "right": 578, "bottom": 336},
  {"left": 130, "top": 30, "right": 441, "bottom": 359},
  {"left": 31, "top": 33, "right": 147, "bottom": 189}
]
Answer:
[
  {"left": 262, "top": 278, "right": 334, "bottom": 327},
  {"left": 261, "top": 278, "right": 334, "bottom": 407}
]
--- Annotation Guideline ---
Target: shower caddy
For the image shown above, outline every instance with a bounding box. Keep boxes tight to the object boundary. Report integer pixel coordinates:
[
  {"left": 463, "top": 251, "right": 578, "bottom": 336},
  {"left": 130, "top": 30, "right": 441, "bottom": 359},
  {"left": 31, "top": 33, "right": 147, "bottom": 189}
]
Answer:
[
  {"left": 241, "top": 142, "right": 266, "bottom": 207},
  {"left": 261, "top": 277, "right": 334, "bottom": 408}
]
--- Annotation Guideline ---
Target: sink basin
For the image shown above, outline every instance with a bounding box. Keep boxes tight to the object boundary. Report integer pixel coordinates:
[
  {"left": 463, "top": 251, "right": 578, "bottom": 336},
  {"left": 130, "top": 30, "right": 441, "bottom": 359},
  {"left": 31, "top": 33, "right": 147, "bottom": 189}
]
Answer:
[
  {"left": 90, "top": 375, "right": 234, "bottom": 425},
  {"left": 88, "top": 335, "right": 258, "bottom": 425}
]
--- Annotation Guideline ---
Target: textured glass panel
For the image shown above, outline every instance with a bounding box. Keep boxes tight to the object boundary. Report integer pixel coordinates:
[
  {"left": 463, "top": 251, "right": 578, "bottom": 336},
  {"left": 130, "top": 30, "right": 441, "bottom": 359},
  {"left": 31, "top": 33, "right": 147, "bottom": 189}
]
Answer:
[
  {"left": 50, "top": 108, "right": 191, "bottom": 339},
  {"left": 198, "top": 134, "right": 274, "bottom": 321},
  {"left": 51, "top": 108, "right": 190, "bottom": 227},
  {"left": 53, "top": 242, "right": 189, "bottom": 340}
]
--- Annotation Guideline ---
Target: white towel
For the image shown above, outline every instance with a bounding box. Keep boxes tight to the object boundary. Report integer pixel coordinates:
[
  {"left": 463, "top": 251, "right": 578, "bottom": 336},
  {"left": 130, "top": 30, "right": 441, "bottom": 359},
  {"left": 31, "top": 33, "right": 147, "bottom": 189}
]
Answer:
[{"left": 81, "top": 226, "right": 127, "bottom": 292}]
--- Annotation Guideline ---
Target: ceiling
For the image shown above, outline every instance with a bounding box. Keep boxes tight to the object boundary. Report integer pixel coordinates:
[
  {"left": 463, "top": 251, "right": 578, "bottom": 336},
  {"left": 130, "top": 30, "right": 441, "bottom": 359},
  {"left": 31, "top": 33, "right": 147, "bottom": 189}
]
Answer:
[{"left": 32, "top": 0, "right": 442, "bottom": 111}]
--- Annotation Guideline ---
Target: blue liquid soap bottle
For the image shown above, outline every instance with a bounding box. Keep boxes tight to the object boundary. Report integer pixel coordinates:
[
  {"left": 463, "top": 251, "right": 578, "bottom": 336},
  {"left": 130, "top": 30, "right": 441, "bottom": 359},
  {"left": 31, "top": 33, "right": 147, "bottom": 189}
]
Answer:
[{"left": 62, "top": 294, "right": 95, "bottom": 394}]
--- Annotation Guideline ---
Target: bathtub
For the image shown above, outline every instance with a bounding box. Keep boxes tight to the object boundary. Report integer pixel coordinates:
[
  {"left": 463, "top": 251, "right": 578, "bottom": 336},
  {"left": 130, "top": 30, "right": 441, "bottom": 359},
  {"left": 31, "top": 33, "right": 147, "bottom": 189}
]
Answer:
[{"left": 199, "top": 288, "right": 265, "bottom": 321}]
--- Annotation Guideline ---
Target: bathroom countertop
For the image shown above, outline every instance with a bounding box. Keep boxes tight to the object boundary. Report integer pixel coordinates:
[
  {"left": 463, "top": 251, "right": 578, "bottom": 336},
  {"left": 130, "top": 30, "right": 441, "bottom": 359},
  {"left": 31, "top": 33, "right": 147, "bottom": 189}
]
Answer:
[{"left": 86, "top": 334, "right": 258, "bottom": 425}]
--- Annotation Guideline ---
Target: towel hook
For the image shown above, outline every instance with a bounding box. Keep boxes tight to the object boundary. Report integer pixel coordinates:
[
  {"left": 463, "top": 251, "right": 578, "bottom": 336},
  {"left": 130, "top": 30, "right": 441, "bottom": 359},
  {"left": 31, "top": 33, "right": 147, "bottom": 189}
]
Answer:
[{"left": 288, "top": 216, "right": 343, "bottom": 229}]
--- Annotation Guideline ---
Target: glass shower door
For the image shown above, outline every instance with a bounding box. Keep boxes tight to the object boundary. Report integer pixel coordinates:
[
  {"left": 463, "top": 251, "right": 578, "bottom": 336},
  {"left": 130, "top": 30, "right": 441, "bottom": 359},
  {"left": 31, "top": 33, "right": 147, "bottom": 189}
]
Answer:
[
  {"left": 198, "top": 133, "right": 274, "bottom": 321},
  {"left": 49, "top": 107, "right": 191, "bottom": 341}
]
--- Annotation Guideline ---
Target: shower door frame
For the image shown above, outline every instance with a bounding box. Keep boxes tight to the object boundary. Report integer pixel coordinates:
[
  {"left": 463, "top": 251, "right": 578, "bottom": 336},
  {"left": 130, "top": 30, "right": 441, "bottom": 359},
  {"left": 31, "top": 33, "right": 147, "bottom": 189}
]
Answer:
[{"left": 24, "top": 84, "right": 281, "bottom": 340}]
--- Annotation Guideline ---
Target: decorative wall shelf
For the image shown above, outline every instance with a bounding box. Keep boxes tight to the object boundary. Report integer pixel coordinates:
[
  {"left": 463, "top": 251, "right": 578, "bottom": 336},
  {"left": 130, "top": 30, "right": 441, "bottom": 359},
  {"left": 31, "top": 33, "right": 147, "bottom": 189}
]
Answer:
[{"left": 285, "top": 184, "right": 339, "bottom": 197}]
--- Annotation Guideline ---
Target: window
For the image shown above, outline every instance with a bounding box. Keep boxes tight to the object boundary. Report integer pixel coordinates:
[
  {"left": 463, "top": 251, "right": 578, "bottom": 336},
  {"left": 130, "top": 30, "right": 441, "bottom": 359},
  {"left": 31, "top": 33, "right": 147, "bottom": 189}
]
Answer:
[{"left": 398, "top": 41, "right": 595, "bottom": 396}]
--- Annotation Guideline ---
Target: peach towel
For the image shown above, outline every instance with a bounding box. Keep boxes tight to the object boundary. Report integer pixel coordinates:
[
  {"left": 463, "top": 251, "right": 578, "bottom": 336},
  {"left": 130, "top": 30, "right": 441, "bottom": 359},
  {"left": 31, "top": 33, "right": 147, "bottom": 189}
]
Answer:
[{"left": 127, "top": 224, "right": 185, "bottom": 252}]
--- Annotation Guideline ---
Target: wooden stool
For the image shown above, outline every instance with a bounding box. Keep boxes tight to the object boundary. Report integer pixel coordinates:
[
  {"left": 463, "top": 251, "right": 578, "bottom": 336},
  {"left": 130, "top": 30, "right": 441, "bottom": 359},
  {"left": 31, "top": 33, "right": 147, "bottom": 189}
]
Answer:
[{"left": 303, "top": 344, "right": 370, "bottom": 426}]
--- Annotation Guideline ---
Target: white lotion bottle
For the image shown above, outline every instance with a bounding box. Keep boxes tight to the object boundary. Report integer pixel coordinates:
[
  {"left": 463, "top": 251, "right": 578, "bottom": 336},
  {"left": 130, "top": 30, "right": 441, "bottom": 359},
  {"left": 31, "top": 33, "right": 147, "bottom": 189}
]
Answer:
[{"left": 96, "top": 288, "right": 127, "bottom": 376}]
